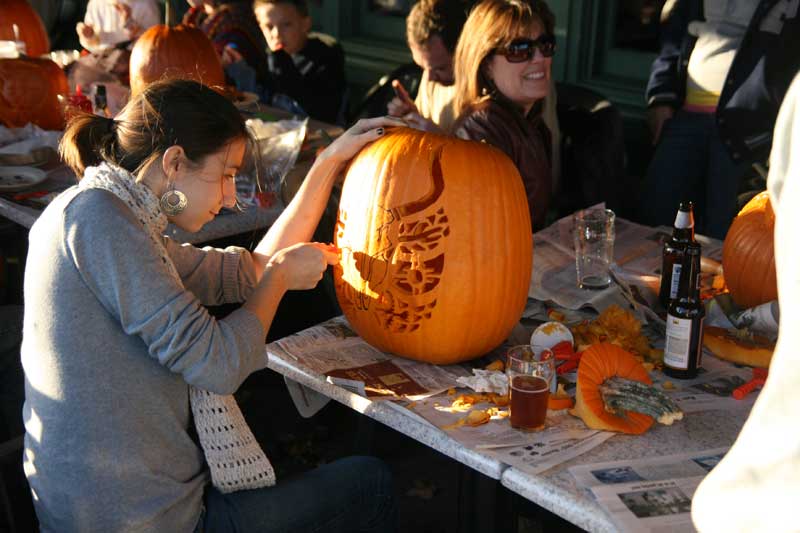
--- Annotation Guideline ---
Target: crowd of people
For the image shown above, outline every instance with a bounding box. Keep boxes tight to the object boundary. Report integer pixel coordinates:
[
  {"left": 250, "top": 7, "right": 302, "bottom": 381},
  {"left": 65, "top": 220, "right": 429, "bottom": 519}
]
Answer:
[
  {"left": 15, "top": 0, "right": 800, "bottom": 531},
  {"left": 69, "top": 0, "right": 800, "bottom": 235}
]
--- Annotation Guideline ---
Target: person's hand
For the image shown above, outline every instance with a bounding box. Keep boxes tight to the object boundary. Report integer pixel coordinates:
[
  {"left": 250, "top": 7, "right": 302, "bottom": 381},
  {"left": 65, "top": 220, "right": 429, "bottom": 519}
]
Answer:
[
  {"left": 77, "top": 22, "right": 95, "bottom": 39},
  {"left": 647, "top": 105, "right": 674, "bottom": 145},
  {"left": 115, "top": 2, "right": 132, "bottom": 25},
  {"left": 317, "top": 116, "right": 406, "bottom": 165},
  {"left": 221, "top": 44, "right": 243, "bottom": 66},
  {"left": 387, "top": 79, "right": 418, "bottom": 117},
  {"left": 401, "top": 111, "right": 443, "bottom": 134},
  {"left": 115, "top": 2, "right": 143, "bottom": 38},
  {"left": 267, "top": 242, "right": 340, "bottom": 290}
]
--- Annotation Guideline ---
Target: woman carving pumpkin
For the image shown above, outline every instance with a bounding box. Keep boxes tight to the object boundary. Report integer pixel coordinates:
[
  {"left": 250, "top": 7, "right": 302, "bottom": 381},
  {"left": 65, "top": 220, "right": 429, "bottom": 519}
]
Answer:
[{"left": 21, "top": 78, "right": 399, "bottom": 532}]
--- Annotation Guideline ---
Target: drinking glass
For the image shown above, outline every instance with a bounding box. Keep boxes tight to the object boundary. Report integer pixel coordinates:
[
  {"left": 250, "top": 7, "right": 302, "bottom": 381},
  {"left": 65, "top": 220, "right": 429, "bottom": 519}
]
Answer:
[
  {"left": 506, "top": 345, "right": 555, "bottom": 431},
  {"left": 573, "top": 209, "right": 615, "bottom": 290}
]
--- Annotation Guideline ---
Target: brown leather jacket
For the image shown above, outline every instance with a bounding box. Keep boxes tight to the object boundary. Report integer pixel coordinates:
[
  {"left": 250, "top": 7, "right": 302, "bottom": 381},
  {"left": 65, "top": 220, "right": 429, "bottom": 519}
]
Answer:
[{"left": 453, "top": 97, "right": 552, "bottom": 230}]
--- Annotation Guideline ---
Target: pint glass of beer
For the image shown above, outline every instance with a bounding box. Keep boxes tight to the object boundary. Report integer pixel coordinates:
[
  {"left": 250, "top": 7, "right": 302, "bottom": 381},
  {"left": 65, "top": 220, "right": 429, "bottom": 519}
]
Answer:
[{"left": 506, "top": 345, "right": 555, "bottom": 431}]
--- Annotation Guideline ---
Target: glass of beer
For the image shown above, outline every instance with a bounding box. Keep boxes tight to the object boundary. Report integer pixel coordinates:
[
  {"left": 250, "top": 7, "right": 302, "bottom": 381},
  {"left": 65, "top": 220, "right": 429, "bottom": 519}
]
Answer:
[{"left": 506, "top": 345, "right": 555, "bottom": 431}]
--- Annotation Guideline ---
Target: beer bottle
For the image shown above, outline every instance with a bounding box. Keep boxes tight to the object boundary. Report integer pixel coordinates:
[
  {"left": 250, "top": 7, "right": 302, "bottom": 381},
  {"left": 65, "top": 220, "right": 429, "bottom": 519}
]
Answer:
[
  {"left": 658, "top": 202, "right": 695, "bottom": 310},
  {"left": 94, "top": 84, "right": 109, "bottom": 118},
  {"left": 663, "top": 241, "right": 705, "bottom": 379}
]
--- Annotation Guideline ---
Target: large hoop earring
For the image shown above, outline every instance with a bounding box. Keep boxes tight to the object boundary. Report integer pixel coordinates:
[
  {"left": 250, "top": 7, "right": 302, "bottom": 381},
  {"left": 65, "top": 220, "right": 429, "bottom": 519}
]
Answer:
[{"left": 160, "top": 188, "right": 187, "bottom": 216}]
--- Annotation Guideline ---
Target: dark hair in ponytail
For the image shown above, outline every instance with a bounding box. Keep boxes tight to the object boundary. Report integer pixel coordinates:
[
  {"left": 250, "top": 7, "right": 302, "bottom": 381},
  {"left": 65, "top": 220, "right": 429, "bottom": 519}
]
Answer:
[{"left": 60, "top": 79, "right": 249, "bottom": 179}]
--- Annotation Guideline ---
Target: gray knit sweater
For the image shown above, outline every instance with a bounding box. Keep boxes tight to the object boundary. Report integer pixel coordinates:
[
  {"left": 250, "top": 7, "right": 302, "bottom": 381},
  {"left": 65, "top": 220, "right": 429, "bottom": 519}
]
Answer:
[{"left": 21, "top": 186, "right": 266, "bottom": 532}]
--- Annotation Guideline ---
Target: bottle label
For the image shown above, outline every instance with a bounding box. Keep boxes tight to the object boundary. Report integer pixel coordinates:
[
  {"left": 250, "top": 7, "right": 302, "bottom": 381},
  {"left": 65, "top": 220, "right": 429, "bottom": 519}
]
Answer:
[
  {"left": 669, "top": 264, "right": 682, "bottom": 299},
  {"left": 664, "top": 315, "right": 693, "bottom": 369},
  {"left": 664, "top": 315, "right": 704, "bottom": 370}
]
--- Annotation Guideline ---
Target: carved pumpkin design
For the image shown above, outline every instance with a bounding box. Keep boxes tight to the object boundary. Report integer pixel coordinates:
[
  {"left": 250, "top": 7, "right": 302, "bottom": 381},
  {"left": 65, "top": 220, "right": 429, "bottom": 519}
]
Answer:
[
  {"left": 722, "top": 191, "right": 777, "bottom": 310},
  {"left": 0, "top": 0, "right": 50, "bottom": 57},
  {"left": 333, "top": 127, "right": 533, "bottom": 365},
  {"left": 0, "top": 56, "right": 68, "bottom": 130},
  {"left": 129, "top": 24, "right": 225, "bottom": 96}
]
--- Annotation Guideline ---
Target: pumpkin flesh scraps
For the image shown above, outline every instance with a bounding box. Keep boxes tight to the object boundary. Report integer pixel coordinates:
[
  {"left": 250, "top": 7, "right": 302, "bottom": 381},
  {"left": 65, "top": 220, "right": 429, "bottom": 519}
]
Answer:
[{"left": 570, "top": 343, "right": 682, "bottom": 434}]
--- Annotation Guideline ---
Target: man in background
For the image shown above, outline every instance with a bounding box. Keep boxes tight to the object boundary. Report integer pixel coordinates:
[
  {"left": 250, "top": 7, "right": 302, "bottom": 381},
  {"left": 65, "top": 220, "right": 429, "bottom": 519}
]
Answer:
[{"left": 387, "top": 0, "right": 468, "bottom": 132}]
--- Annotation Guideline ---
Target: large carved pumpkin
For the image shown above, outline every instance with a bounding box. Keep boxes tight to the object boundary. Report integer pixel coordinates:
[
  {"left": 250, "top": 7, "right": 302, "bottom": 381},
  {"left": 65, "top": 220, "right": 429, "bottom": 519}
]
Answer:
[
  {"left": 333, "top": 127, "right": 533, "bottom": 364},
  {"left": 0, "top": 56, "right": 68, "bottom": 130},
  {"left": 0, "top": 0, "right": 50, "bottom": 57},
  {"left": 129, "top": 24, "right": 224, "bottom": 96},
  {"left": 722, "top": 191, "right": 777, "bottom": 309}
]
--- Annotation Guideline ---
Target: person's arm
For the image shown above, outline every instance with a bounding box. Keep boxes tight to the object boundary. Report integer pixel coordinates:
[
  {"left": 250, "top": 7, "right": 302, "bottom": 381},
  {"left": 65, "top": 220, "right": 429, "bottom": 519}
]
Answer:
[
  {"left": 164, "top": 239, "right": 260, "bottom": 305},
  {"left": 691, "top": 71, "right": 800, "bottom": 533},
  {"left": 646, "top": 0, "right": 691, "bottom": 143},
  {"left": 252, "top": 116, "right": 405, "bottom": 267},
  {"left": 77, "top": 1, "right": 101, "bottom": 51},
  {"left": 65, "top": 190, "right": 267, "bottom": 395}
]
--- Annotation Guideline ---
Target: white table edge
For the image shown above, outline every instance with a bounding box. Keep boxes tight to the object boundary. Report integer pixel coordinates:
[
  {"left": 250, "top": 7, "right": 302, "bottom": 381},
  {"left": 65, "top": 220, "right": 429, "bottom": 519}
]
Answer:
[{"left": 265, "top": 348, "right": 509, "bottom": 481}]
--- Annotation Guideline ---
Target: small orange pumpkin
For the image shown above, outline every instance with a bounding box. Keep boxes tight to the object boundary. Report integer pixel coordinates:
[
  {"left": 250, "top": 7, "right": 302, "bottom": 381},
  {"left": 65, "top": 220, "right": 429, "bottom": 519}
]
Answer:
[
  {"left": 0, "top": 56, "right": 68, "bottom": 130},
  {"left": 129, "top": 23, "right": 225, "bottom": 96},
  {"left": 570, "top": 343, "right": 655, "bottom": 435},
  {"left": 0, "top": 0, "right": 50, "bottom": 57},
  {"left": 722, "top": 191, "right": 777, "bottom": 309},
  {"left": 333, "top": 127, "right": 533, "bottom": 365}
]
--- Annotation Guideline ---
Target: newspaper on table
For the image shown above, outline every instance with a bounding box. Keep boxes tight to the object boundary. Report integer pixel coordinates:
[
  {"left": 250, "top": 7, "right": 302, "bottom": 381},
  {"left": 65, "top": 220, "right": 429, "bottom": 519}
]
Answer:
[
  {"left": 590, "top": 477, "right": 703, "bottom": 532},
  {"left": 408, "top": 395, "right": 615, "bottom": 475},
  {"left": 270, "top": 316, "right": 471, "bottom": 401},
  {"left": 568, "top": 448, "right": 729, "bottom": 533},
  {"left": 529, "top": 204, "right": 723, "bottom": 318}
]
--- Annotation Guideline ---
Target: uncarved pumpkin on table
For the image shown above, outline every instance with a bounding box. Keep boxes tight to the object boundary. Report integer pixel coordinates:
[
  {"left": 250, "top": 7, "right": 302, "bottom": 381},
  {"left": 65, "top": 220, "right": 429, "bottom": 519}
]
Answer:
[
  {"left": 0, "top": 56, "right": 68, "bottom": 130},
  {"left": 722, "top": 191, "right": 777, "bottom": 310},
  {"left": 333, "top": 127, "right": 533, "bottom": 365},
  {"left": 0, "top": 0, "right": 50, "bottom": 57},
  {"left": 129, "top": 24, "right": 225, "bottom": 96}
]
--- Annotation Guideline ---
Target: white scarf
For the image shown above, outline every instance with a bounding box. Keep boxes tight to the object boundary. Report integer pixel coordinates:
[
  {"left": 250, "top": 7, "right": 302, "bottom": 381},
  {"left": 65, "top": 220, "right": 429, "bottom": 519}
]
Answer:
[{"left": 80, "top": 162, "right": 275, "bottom": 493}]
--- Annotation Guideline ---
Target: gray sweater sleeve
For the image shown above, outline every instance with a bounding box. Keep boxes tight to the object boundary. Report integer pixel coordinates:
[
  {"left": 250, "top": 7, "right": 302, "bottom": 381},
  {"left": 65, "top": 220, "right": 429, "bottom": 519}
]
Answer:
[
  {"left": 62, "top": 190, "right": 266, "bottom": 394},
  {"left": 163, "top": 238, "right": 259, "bottom": 305}
]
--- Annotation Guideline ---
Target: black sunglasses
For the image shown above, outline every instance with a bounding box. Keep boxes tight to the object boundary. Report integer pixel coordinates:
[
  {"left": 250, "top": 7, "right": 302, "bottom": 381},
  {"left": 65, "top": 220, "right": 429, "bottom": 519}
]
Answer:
[{"left": 496, "top": 35, "right": 556, "bottom": 62}]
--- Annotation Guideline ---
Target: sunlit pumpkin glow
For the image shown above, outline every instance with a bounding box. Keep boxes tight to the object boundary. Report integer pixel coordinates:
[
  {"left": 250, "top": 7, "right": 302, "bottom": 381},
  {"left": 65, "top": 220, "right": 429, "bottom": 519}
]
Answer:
[{"left": 333, "top": 127, "right": 533, "bottom": 365}]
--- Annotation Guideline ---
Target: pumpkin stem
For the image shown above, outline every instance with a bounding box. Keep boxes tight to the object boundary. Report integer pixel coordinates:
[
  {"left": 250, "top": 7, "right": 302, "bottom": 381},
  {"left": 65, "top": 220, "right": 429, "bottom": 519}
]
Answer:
[
  {"left": 599, "top": 377, "right": 683, "bottom": 425},
  {"left": 165, "top": 0, "right": 173, "bottom": 27}
]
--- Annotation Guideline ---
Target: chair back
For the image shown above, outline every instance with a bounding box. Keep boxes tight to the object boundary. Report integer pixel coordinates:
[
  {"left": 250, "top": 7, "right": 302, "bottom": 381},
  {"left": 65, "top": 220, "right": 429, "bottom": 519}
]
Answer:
[
  {"left": 348, "top": 62, "right": 423, "bottom": 125},
  {"left": 554, "top": 82, "right": 630, "bottom": 218}
]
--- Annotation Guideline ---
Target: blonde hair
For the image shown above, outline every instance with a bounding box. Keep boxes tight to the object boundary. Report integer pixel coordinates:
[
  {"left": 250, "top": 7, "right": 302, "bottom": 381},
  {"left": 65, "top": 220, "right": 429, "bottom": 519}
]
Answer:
[{"left": 452, "top": 0, "right": 555, "bottom": 120}]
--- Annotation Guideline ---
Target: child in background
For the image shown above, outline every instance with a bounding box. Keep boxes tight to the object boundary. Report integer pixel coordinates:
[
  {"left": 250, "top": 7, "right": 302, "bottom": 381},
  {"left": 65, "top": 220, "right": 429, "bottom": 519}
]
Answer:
[{"left": 227, "top": 0, "right": 346, "bottom": 123}]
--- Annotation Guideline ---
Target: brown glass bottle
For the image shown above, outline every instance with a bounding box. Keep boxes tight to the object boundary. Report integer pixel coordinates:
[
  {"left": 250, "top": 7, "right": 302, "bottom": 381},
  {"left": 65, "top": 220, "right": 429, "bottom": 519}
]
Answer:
[
  {"left": 663, "top": 241, "right": 705, "bottom": 379},
  {"left": 658, "top": 202, "right": 695, "bottom": 310}
]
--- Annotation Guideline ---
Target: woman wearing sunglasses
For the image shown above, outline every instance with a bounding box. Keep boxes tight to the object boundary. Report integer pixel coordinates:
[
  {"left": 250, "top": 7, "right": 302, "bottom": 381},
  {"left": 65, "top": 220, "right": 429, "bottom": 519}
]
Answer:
[{"left": 452, "top": 0, "right": 556, "bottom": 230}]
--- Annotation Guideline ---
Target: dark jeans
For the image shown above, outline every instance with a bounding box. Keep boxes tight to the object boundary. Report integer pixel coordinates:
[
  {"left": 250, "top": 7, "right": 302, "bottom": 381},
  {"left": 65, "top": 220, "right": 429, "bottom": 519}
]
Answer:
[
  {"left": 639, "top": 110, "right": 749, "bottom": 239},
  {"left": 197, "top": 455, "right": 397, "bottom": 533}
]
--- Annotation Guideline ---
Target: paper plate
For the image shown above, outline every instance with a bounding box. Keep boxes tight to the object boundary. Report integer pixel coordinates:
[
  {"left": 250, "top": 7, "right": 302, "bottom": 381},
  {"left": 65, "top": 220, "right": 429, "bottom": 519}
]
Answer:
[{"left": 0, "top": 166, "right": 48, "bottom": 192}]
